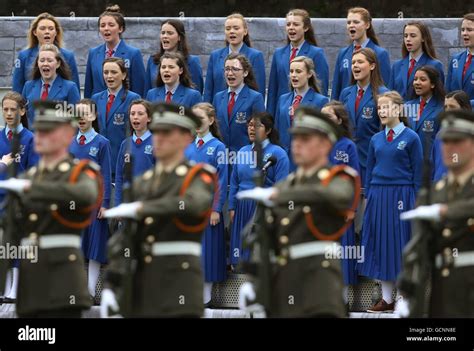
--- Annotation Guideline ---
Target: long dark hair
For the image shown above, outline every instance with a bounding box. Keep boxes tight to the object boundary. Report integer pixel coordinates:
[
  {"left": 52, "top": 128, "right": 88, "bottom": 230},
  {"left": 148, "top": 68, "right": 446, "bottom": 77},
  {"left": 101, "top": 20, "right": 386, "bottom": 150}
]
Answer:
[
  {"left": 347, "top": 7, "right": 380, "bottom": 46},
  {"left": 350, "top": 48, "right": 384, "bottom": 96},
  {"left": 249, "top": 112, "right": 280, "bottom": 146},
  {"left": 156, "top": 52, "right": 194, "bottom": 89},
  {"left": 103, "top": 57, "right": 129, "bottom": 102},
  {"left": 77, "top": 98, "right": 100, "bottom": 132},
  {"left": 402, "top": 21, "right": 437, "bottom": 59},
  {"left": 31, "top": 44, "right": 72, "bottom": 81},
  {"left": 322, "top": 101, "right": 352, "bottom": 138},
  {"left": 225, "top": 13, "right": 252, "bottom": 47},
  {"left": 192, "top": 102, "right": 223, "bottom": 141},
  {"left": 225, "top": 53, "right": 259, "bottom": 92},
  {"left": 414, "top": 65, "right": 446, "bottom": 102},
  {"left": 445, "top": 90, "right": 473, "bottom": 111},
  {"left": 2, "top": 91, "right": 29, "bottom": 129},
  {"left": 286, "top": 9, "right": 318, "bottom": 46},
  {"left": 152, "top": 19, "right": 190, "bottom": 66},
  {"left": 98, "top": 4, "right": 126, "bottom": 37}
]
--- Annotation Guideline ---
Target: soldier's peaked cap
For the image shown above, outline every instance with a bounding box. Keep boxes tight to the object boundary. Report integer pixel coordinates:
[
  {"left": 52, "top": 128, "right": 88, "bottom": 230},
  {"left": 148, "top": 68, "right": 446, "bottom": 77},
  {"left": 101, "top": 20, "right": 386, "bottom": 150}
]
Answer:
[
  {"left": 150, "top": 102, "right": 202, "bottom": 133},
  {"left": 438, "top": 109, "right": 474, "bottom": 140},
  {"left": 32, "top": 100, "right": 77, "bottom": 131},
  {"left": 289, "top": 106, "right": 341, "bottom": 144}
]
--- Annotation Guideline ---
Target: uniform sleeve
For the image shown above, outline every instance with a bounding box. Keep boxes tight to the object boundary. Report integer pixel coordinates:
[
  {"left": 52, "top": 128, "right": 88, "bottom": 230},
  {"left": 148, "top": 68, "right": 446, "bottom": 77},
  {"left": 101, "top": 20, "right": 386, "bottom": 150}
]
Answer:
[
  {"left": 253, "top": 51, "right": 267, "bottom": 100},
  {"left": 435, "top": 60, "right": 446, "bottom": 85},
  {"left": 130, "top": 50, "right": 146, "bottom": 97},
  {"left": 314, "top": 49, "right": 329, "bottom": 96},
  {"left": 190, "top": 56, "right": 204, "bottom": 94},
  {"left": 84, "top": 49, "right": 94, "bottom": 98},
  {"left": 330, "top": 51, "right": 343, "bottom": 100},
  {"left": 24, "top": 168, "right": 100, "bottom": 208},
  {"left": 68, "top": 84, "right": 81, "bottom": 105},
  {"left": 347, "top": 141, "right": 360, "bottom": 174},
  {"left": 203, "top": 53, "right": 215, "bottom": 103},
  {"left": 114, "top": 142, "right": 126, "bottom": 206},
  {"left": 136, "top": 169, "right": 214, "bottom": 219},
  {"left": 228, "top": 162, "right": 240, "bottom": 210},
  {"left": 275, "top": 173, "right": 355, "bottom": 211},
  {"left": 12, "top": 52, "right": 26, "bottom": 94},
  {"left": 144, "top": 56, "right": 153, "bottom": 94},
  {"left": 445, "top": 57, "right": 454, "bottom": 93},
  {"left": 379, "top": 49, "right": 392, "bottom": 85},
  {"left": 66, "top": 53, "right": 81, "bottom": 92},
  {"left": 388, "top": 64, "right": 396, "bottom": 90},
  {"left": 253, "top": 93, "right": 266, "bottom": 114},
  {"left": 364, "top": 137, "right": 376, "bottom": 194},
  {"left": 214, "top": 143, "right": 228, "bottom": 213},
  {"left": 190, "top": 90, "right": 203, "bottom": 107},
  {"left": 26, "top": 137, "right": 39, "bottom": 169},
  {"left": 266, "top": 54, "right": 279, "bottom": 116},
  {"left": 410, "top": 134, "right": 423, "bottom": 193},
  {"left": 274, "top": 151, "right": 290, "bottom": 182},
  {"left": 100, "top": 140, "right": 113, "bottom": 208}
]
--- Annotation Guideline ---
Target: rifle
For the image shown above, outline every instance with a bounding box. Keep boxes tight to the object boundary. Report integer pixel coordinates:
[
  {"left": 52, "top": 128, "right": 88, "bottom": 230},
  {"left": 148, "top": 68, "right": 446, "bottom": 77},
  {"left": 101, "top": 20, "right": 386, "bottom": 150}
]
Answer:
[
  {"left": 106, "top": 121, "right": 137, "bottom": 317},
  {"left": 397, "top": 135, "right": 433, "bottom": 317}
]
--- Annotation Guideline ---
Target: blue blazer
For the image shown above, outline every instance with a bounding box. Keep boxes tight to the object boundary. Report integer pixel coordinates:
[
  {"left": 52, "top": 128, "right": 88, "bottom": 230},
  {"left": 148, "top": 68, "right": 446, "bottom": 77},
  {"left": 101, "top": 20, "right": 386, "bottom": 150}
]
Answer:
[
  {"left": 331, "top": 40, "right": 391, "bottom": 100},
  {"left": 22, "top": 76, "right": 80, "bottom": 127},
  {"left": 203, "top": 44, "right": 266, "bottom": 103},
  {"left": 340, "top": 84, "right": 389, "bottom": 184},
  {"left": 446, "top": 51, "right": 474, "bottom": 99},
  {"left": 405, "top": 97, "right": 443, "bottom": 155},
  {"left": 12, "top": 46, "right": 80, "bottom": 94},
  {"left": 267, "top": 41, "right": 329, "bottom": 117},
  {"left": 145, "top": 84, "right": 202, "bottom": 108},
  {"left": 85, "top": 41, "right": 146, "bottom": 98},
  {"left": 389, "top": 53, "right": 445, "bottom": 100},
  {"left": 274, "top": 88, "right": 329, "bottom": 154},
  {"left": 212, "top": 85, "right": 265, "bottom": 153},
  {"left": 144, "top": 55, "right": 204, "bottom": 94},
  {"left": 91, "top": 89, "right": 141, "bottom": 176}
]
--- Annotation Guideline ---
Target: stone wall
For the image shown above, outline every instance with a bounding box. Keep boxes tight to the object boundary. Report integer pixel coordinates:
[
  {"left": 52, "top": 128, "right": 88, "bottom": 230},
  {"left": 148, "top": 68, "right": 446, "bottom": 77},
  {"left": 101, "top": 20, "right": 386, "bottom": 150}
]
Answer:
[{"left": 0, "top": 17, "right": 464, "bottom": 91}]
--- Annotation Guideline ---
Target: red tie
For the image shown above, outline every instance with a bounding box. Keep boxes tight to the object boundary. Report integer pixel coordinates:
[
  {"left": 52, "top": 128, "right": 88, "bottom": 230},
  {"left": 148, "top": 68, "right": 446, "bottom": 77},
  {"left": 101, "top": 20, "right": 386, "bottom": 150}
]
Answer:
[
  {"left": 354, "top": 45, "right": 361, "bottom": 52},
  {"left": 289, "top": 47, "right": 298, "bottom": 63},
  {"left": 355, "top": 88, "right": 364, "bottom": 112},
  {"left": 197, "top": 139, "right": 204, "bottom": 148},
  {"left": 79, "top": 135, "right": 86, "bottom": 145},
  {"left": 290, "top": 95, "right": 303, "bottom": 124},
  {"left": 136, "top": 138, "right": 142, "bottom": 145},
  {"left": 106, "top": 49, "right": 114, "bottom": 58},
  {"left": 166, "top": 91, "right": 172, "bottom": 103},
  {"left": 7, "top": 130, "right": 12, "bottom": 141},
  {"left": 407, "top": 58, "right": 416, "bottom": 80},
  {"left": 41, "top": 83, "right": 49, "bottom": 101},
  {"left": 418, "top": 99, "right": 426, "bottom": 120},
  {"left": 463, "top": 53, "right": 472, "bottom": 80},
  {"left": 387, "top": 129, "right": 395, "bottom": 142},
  {"left": 106, "top": 94, "right": 115, "bottom": 121},
  {"left": 228, "top": 92, "right": 236, "bottom": 120}
]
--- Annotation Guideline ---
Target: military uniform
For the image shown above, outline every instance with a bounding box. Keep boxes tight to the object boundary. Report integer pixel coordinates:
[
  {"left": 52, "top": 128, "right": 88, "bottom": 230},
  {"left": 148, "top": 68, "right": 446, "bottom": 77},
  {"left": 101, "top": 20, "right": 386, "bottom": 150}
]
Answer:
[{"left": 104, "top": 103, "right": 216, "bottom": 318}]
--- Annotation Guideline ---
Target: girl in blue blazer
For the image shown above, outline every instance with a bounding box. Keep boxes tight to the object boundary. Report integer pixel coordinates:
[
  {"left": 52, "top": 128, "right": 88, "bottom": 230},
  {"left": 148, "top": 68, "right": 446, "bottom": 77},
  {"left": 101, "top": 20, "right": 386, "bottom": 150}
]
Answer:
[
  {"left": 12, "top": 13, "right": 80, "bottom": 94},
  {"left": 446, "top": 13, "right": 474, "bottom": 99},
  {"left": 389, "top": 21, "right": 445, "bottom": 100},
  {"left": 274, "top": 55, "right": 329, "bottom": 170},
  {"left": 85, "top": 5, "right": 146, "bottom": 98},
  {"left": 405, "top": 66, "right": 445, "bottom": 156},
  {"left": 184, "top": 103, "right": 228, "bottom": 305},
  {"left": 115, "top": 100, "right": 155, "bottom": 206},
  {"left": 360, "top": 91, "right": 423, "bottom": 313},
  {"left": 145, "top": 19, "right": 204, "bottom": 94},
  {"left": 212, "top": 53, "right": 266, "bottom": 154},
  {"left": 322, "top": 101, "right": 361, "bottom": 292},
  {"left": 0, "top": 92, "right": 39, "bottom": 301},
  {"left": 267, "top": 9, "right": 329, "bottom": 116},
  {"left": 69, "top": 99, "right": 112, "bottom": 300},
  {"left": 145, "top": 52, "right": 202, "bottom": 108},
  {"left": 22, "top": 44, "right": 80, "bottom": 128},
  {"left": 331, "top": 7, "right": 391, "bottom": 100},
  {"left": 228, "top": 112, "right": 289, "bottom": 266},
  {"left": 204, "top": 13, "right": 266, "bottom": 103},
  {"left": 91, "top": 57, "right": 141, "bottom": 180},
  {"left": 340, "top": 48, "right": 389, "bottom": 185}
]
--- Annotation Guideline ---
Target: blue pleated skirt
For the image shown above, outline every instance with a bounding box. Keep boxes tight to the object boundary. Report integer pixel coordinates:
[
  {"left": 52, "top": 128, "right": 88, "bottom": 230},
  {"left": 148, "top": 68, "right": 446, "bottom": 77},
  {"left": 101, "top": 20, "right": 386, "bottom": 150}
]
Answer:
[
  {"left": 357, "top": 184, "right": 415, "bottom": 281},
  {"left": 81, "top": 210, "right": 109, "bottom": 264},
  {"left": 341, "top": 222, "right": 359, "bottom": 285},
  {"left": 230, "top": 199, "right": 256, "bottom": 265},
  {"left": 202, "top": 213, "right": 227, "bottom": 282}
]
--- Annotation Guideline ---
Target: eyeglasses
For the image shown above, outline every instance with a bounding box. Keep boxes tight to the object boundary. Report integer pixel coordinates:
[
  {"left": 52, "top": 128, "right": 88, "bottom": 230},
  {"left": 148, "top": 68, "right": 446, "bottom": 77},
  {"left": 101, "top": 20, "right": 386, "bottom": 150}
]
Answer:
[
  {"left": 224, "top": 67, "right": 244, "bottom": 73},
  {"left": 247, "top": 122, "right": 263, "bottom": 129}
]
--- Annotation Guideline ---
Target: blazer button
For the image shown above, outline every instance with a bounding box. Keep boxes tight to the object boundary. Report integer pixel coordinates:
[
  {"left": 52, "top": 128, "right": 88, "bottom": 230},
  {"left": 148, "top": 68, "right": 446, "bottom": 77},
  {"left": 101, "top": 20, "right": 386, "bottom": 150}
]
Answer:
[
  {"left": 280, "top": 217, "right": 290, "bottom": 226},
  {"left": 28, "top": 213, "right": 38, "bottom": 222},
  {"left": 277, "top": 257, "right": 287, "bottom": 266},
  {"left": 29, "top": 232, "right": 38, "bottom": 240},
  {"left": 279, "top": 235, "right": 289, "bottom": 245},
  {"left": 467, "top": 218, "right": 474, "bottom": 226},
  {"left": 50, "top": 203, "right": 58, "bottom": 211},
  {"left": 181, "top": 262, "right": 190, "bottom": 270},
  {"left": 321, "top": 260, "right": 330, "bottom": 268},
  {"left": 303, "top": 206, "right": 311, "bottom": 214},
  {"left": 441, "top": 268, "right": 450, "bottom": 277},
  {"left": 442, "top": 228, "right": 452, "bottom": 238},
  {"left": 68, "top": 254, "right": 77, "bottom": 262},
  {"left": 146, "top": 235, "right": 155, "bottom": 243},
  {"left": 144, "top": 217, "right": 154, "bottom": 225},
  {"left": 144, "top": 255, "right": 152, "bottom": 264}
]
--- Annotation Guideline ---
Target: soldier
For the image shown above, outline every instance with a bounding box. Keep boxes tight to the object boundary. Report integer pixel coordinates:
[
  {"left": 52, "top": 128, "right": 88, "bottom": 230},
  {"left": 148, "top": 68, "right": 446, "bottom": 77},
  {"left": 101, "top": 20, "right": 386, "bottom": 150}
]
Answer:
[
  {"left": 401, "top": 109, "right": 474, "bottom": 317},
  {"left": 238, "top": 107, "right": 360, "bottom": 318},
  {"left": 101, "top": 103, "right": 216, "bottom": 318},
  {"left": 0, "top": 100, "right": 103, "bottom": 317}
]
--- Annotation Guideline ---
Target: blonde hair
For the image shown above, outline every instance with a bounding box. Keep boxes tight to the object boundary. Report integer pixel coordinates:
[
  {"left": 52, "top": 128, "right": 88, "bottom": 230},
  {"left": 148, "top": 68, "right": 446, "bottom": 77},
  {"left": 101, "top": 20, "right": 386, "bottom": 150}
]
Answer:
[
  {"left": 27, "top": 13, "right": 64, "bottom": 49},
  {"left": 377, "top": 90, "right": 409, "bottom": 126},
  {"left": 225, "top": 13, "right": 252, "bottom": 47}
]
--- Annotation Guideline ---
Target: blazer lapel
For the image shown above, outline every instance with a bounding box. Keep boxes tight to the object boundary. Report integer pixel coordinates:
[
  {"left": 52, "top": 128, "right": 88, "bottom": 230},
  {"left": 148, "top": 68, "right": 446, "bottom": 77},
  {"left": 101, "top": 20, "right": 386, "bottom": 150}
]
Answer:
[
  {"left": 416, "top": 99, "right": 434, "bottom": 131},
  {"left": 174, "top": 84, "right": 185, "bottom": 104},
  {"left": 357, "top": 85, "right": 372, "bottom": 115},
  {"left": 48, "top": 76, "right": 63, "bottom": 100}
]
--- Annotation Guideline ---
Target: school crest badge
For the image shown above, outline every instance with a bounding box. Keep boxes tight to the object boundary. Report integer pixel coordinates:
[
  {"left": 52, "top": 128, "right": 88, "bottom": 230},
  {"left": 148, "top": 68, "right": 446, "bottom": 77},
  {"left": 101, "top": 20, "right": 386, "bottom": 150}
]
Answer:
[
  {"left": 89, "top": 147, "right": 99, "bottom": 157},
  {"left": 397, "top": 140, "right": 407, "bottom": 150},
  {"left": 144, "top": 145, "right": 153, "bottom": 155},
  {"left": 113, "top": 114, "right": 125, "bottom": 126},
  {"left": 362, "top": 107, "right": 373, "bottom": 119},
  {"left": 206, "top": 147, "right": 215, "bottom": 155},
  {"left": 235, "top": 112, "right": 247, "bottom": 124},
  {"left": 422, "top": 121, "right": 434, "bottom": 133}
]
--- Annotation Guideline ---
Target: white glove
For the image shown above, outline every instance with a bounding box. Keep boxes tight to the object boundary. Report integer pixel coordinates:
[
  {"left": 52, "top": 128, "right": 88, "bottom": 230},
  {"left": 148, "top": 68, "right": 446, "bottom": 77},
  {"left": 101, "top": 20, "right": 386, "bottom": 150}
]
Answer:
[
  {"left": 394, "top": 296, "right": 410, "bottom": 318},
  {"left": 238, "top": 282, "right": 266, "bottom": 318},
  {"left": 236, "top": 187, "right": 276, "bottom": 207},
  {"left": 103, "top": 202, "right": 142, "bottom": 219},
  {"left": 100, "top": 288, "right": 122, "bottom": 318},
  {"left": 0, "top": 178, "right": 31, "bottom": 194},
  {"left": 400, "top": 204, "right": 442, "bottom": 222}
]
